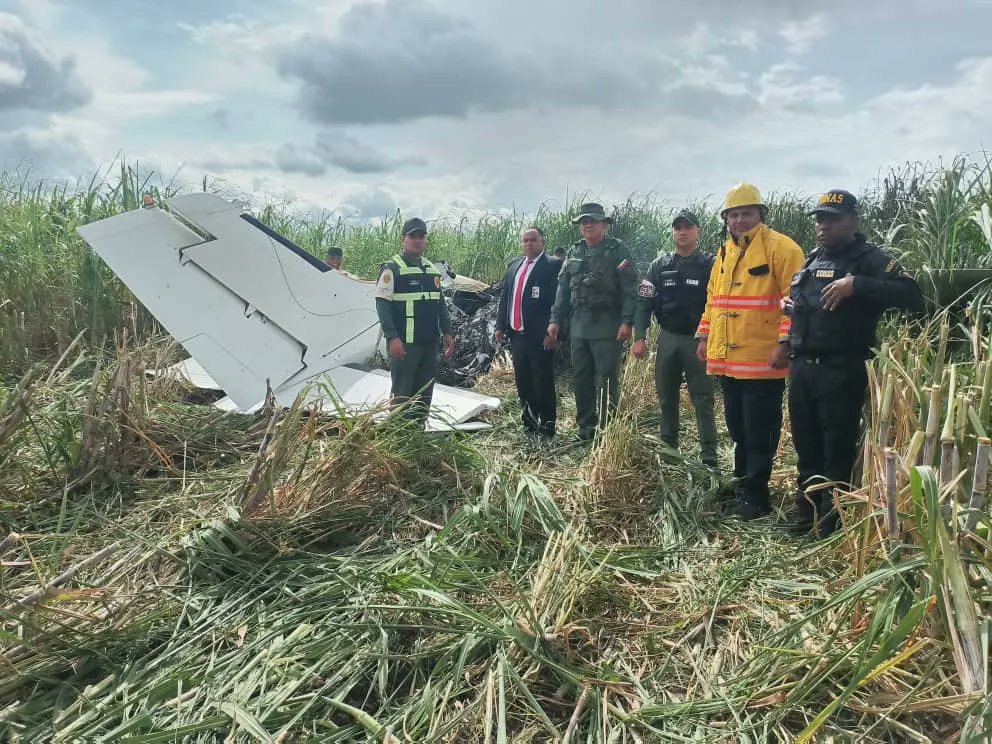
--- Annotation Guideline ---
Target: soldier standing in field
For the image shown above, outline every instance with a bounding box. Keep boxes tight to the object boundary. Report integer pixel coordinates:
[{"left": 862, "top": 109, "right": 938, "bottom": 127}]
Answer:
[
  {"left": 374, "top": 218, "right": 455, "bottom": 428},
  {"left": 632, "top": 209, "right": 718, "bottom": 468},
  {"left": 547, "top": 203, "right": 638, "bottom": 441},
  {"left": 696, "top": 184, "right": 805, "bottom": 519},
  {"left": 784, "top": 189, "right": 923, "bottom": 537}
]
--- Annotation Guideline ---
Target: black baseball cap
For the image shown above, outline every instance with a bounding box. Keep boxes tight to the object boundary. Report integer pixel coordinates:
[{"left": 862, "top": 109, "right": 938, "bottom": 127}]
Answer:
[
  {"left": 402, "top": 217, "right": 428, "bottom": 235},
  {"left": 672, "top": 209, "right": 700, "bottom": 227},
  {"left": 326, "top": 246, "right": 342, "bottom": 257},
  {"left": 809, "top": 189, "right": 858, "bottom": 216}
]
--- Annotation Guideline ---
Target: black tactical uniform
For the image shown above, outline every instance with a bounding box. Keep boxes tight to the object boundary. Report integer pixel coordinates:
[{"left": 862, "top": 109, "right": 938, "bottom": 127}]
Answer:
[
  {"left": 787, "top": 221, "right": 923, "bottom": 535},
  {"left": 634, "top": 243, "right": 718, "bottom": 465}
]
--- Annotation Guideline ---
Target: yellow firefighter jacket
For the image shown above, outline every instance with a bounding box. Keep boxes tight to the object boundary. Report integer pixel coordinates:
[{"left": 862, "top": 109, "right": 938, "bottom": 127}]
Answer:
[{"left": 695, "top": 223, "right": 805, "bottom": 379}]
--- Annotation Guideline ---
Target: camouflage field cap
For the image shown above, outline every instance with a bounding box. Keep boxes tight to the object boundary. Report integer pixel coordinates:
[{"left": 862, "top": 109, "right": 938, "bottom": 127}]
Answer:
[{"left": 572, "top": 202, "right": 614, "bottom": 224}]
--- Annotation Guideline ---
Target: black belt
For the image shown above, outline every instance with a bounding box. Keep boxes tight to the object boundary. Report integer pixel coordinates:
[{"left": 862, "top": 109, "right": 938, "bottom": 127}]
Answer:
[{"left": 791, "top": 352, "right": 866, "bottom": 365}]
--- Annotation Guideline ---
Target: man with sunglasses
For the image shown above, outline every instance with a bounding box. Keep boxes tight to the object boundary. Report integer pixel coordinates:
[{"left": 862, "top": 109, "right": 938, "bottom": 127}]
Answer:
[
  {"left": 548, "top": 203, "right": 638, "bottom": 440},
  {"left": 783, "top": 189, "right": 922, "bottom": 537}
]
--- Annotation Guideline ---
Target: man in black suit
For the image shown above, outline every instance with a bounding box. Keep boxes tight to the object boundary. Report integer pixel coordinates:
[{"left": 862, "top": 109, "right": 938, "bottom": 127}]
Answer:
[{"left": 496, "top": 226, "right": 559, "bottom": 440}]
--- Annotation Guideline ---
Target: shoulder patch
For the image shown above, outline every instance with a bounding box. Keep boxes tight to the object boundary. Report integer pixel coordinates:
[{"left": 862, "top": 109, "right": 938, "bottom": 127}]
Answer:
[
  {"left": 638, "top": 279, "right": 657, "bottom": 298},
  {"left": 375, "top": 267, "right": 395, "bottom": 299},
  {"left": 617, "top": 258, "right": 631, "bottom": 271}
]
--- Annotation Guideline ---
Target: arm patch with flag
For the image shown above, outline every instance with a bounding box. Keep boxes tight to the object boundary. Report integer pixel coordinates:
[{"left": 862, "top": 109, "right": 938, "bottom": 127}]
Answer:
[{"left": 617, "top": 258, "right": 631, "bottom": 271}]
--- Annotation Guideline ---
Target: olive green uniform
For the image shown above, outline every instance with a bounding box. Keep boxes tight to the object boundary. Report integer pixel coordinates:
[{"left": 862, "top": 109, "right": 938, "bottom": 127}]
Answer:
[
  {"left": 634, "top": 251, "right": 718, "bottom": 465},
  {"left": 551, "top": 237, "right": 639, "bottom": 438},
  {"left": 375, "top": 253, "right": 451, "bottom": 426}
]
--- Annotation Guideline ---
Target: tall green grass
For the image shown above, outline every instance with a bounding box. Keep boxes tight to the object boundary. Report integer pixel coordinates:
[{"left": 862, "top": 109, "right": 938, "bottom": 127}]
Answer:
[{"left": 4, "top": 156, "right": 991, "bottom": 378}]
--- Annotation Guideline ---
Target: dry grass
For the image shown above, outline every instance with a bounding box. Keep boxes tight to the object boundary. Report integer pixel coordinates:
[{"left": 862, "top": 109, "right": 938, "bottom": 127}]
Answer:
[{"left": 3, "top": 157, "right": 992, "bottom": 742}]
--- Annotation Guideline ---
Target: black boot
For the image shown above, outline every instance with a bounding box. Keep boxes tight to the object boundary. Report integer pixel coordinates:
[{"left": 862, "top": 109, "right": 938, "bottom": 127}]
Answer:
[
  {"left": 789, "top": 490, "right": 818, "bottom": 535},
  {"left": 730, "top": 490, "right": 771, "bottom": 520}
]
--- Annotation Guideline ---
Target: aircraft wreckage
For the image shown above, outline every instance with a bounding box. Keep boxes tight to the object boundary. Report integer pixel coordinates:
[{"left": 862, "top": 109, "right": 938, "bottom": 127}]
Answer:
[{"left": 76, "top": 193, "right": 502, "bottom": 431}]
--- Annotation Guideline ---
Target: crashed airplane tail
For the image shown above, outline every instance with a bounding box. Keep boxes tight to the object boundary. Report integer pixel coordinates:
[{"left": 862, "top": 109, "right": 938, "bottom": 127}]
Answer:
[{"left": 76, "top": 193, "right": 499, "bottom": 431}]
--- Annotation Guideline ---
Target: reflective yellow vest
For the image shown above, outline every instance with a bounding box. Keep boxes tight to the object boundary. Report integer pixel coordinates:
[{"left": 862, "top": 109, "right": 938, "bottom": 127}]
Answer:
[{"left": 388, "top": 254, "right": 443, "bottom": 344}]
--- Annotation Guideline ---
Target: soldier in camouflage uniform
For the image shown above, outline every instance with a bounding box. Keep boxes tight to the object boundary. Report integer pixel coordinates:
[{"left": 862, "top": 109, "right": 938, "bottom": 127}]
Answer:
[{"left": 548, "top": 203, "right": 639, "bottom": 440}]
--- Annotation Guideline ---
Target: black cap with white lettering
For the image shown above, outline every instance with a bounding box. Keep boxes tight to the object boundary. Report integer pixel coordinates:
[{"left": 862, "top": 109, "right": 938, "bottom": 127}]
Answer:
[{"left": 809, "top": 189, "right": 858, "bottom": 216}]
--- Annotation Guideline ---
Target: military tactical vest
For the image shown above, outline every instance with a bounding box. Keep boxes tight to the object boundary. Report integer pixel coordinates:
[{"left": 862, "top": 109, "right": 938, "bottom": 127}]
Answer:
[
  {"left": 653, "top": 251, "right": 714, "bottom": 335},
  {"left": 788, "top": 237, "right": 879, "bottom": 356},
  {"left": 385, "top": 254, "right": 443, "bottom": 344},
  {"left": 563, "top": 238, "right": 624, "bottom": 311}
]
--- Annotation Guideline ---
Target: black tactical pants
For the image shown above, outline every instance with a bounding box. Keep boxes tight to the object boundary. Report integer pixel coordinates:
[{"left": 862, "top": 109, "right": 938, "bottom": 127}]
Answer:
[
  {"left": 788, "top": 356, "right": 868, "bottom": 521},
  {"left": 509, "top": 331, "right": 557, "bottom": 437},
  {"left": 389, "top": 341, "right": 439, "bottom": 428},
  {"left": 721, "top": 376, "right": 785, "bottom": 508}
]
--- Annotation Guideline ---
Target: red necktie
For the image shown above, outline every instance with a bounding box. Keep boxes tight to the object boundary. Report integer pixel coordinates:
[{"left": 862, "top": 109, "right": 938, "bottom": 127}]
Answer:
[{"left": 511, "top": 259, "right": 532, "bottom": 332}]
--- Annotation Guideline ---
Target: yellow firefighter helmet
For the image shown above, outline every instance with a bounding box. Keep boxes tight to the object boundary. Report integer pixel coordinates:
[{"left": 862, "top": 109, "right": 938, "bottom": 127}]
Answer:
[{"left": 720, "top": 183, "right": 765, "bottom": 218}]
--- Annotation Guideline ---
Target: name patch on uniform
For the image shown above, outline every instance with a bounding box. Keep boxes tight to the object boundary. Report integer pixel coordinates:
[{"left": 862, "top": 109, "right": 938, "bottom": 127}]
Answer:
[
  {"left": 814, "top": 270, "right": 835, "bottom": 279},
  {"left": 638, "top": 280, "right": 656, "bottom": 298},
  {"left": 531, "top": 286, "right": 540, "bottom": 299},
  {"left": 685, "top": 278, "right": 700, "bottom": 286}
]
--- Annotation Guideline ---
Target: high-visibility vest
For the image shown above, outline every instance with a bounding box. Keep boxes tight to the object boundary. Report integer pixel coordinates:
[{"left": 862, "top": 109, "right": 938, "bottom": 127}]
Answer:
[{"left": 385, "top": 254, "right": 443, "bottom": 343}]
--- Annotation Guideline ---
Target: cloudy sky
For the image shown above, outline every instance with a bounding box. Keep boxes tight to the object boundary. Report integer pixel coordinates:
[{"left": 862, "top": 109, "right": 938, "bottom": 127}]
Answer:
[{"left": 1, "top": 0, "right": 991, "bottom": 221}]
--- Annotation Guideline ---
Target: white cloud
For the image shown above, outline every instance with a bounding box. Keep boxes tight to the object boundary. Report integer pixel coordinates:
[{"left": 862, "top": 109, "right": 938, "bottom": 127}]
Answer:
[
  {"left": 757, "top": 63, "right": 844, "bottom": 112},
  {"left": 95, "top": 89, "right": 216, "bottom": 118},
  {"left": 2, "top": 0, "right": 991, "bottom": 224},
  {"left": 0, "top": 58, "right": 22, "bottom": 85},
  {"left": 779, "top": 15, "right": 829, "bottom": 55},
  {"left": 0, "top": 125, "right": 93, "bottom": 180}
]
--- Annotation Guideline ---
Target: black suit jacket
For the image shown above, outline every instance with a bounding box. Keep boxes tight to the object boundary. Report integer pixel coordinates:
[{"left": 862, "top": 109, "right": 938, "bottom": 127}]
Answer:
[{"left": 497, "top": 253, "right": 559, "bottom": 341}]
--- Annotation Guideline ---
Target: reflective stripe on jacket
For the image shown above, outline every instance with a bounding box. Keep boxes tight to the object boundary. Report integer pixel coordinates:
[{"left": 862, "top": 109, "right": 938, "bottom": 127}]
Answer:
[
  {"left": 388, "top": 254, "right": 443, "bottom": 344},
  {"left": 696, "top": 224, "right": 805, "bottom": 379}
]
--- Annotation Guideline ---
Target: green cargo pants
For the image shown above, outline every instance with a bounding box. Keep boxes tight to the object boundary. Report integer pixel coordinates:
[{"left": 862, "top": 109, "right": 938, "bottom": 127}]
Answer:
[
  {"left": 571, "top": 337, "right": 623, "bottom": 439},
  {"left": 655, "top": 328, "right": 718, "bottom": 465},
  {"left": 389, "top": 341, "right": 439, "bottom": 427}
]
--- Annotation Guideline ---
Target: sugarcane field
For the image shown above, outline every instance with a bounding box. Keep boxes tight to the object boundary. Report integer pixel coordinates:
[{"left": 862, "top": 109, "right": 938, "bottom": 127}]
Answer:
[
  {"left": 1, "top": 155, "right": 990, "bottom": 743},
  {"left": 3, "top": 3, "right": 992, "bottom": 742}
]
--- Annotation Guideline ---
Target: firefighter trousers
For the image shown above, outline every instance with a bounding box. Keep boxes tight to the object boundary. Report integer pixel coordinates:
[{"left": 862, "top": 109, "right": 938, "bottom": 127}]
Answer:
[{"left": 721, "top": 376, "right": 785, "bottom": 507}]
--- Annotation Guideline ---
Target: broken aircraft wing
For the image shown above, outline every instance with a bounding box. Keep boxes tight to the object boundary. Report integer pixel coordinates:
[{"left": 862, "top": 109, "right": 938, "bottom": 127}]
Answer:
[{"left": 77, "top": 193, "right": 499, "bottom": 430}]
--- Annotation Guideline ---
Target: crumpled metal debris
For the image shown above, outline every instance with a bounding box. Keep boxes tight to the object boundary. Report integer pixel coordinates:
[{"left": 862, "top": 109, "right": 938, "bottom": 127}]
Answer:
[{"left": 438, "top": 284, "right": 502, "bottom": 387}]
